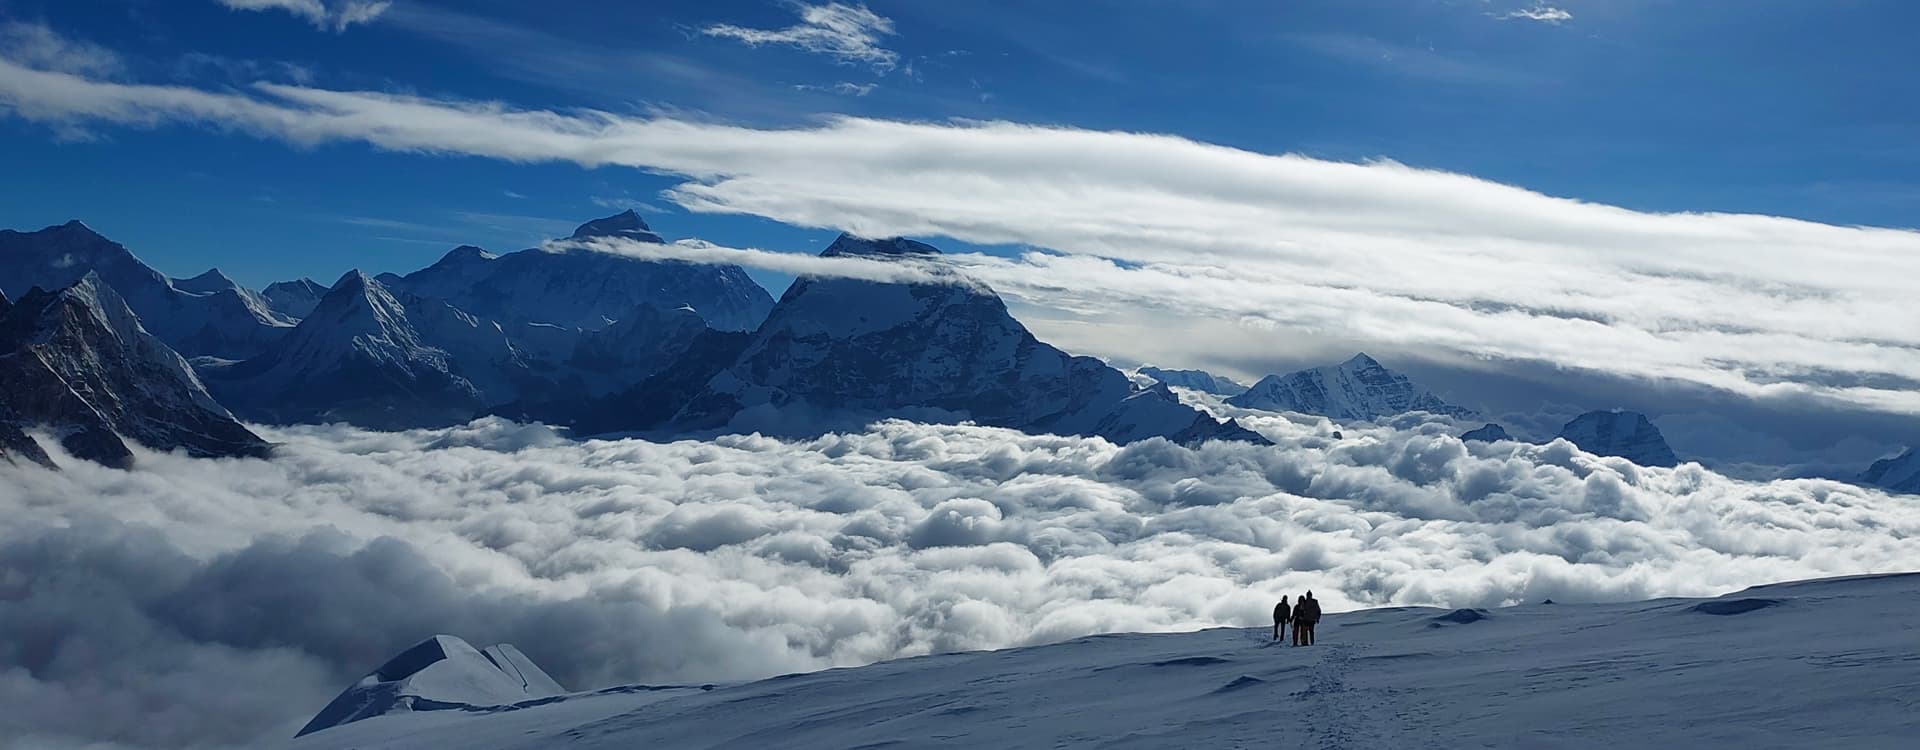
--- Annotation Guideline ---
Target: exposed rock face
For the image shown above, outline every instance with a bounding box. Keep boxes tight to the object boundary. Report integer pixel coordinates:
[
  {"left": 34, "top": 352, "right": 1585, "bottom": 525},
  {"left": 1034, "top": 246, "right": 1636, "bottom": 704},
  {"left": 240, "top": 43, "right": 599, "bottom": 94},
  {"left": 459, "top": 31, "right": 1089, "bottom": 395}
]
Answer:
[
  {"left": 667, "top": 234, "right": 1263, "bottom": 445},
  {"left": 261, "top": 277, "right": 331, "bottom": 319},
  {"left": 1137, "top": 366, "right": 1247, "bottom": 396},
  {"left": 1228, "top": 353, "right": 1476, "bottom": 421},
  {"left": 1556, "top": 410, "right": 1680, "bottom": 468},
  {"left": 389, "top": 211, "right": 774, "bottom": 332},
  {"left": 0, "top": 221, "right": 293, "bottom": 359},
  {"left": 0, "top": 274, "right": 271, "bottom": 467},
  {"left": 298, "top": 635, "right": 565, "bottom": 738},
  {"left": 1460, "top": 423, "right": 1513, "bottom": 443},
  {"left": 201, "top": 270, "right": 530, "bottom": 429},
  {"left": 0, "top": 419, "right": 54, "bottom": 468},
  {"left": 1858, "top": 448, "right": 1920, "bottom": 494}
]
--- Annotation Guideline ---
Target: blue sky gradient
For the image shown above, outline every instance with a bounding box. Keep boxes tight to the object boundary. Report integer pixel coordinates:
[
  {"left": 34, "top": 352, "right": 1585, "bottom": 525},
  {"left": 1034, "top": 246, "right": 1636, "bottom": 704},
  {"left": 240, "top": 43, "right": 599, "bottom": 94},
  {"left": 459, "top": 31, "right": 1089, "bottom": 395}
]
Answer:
[{"left": 3, "top": 0, "right": 1918, "bottom": 289}]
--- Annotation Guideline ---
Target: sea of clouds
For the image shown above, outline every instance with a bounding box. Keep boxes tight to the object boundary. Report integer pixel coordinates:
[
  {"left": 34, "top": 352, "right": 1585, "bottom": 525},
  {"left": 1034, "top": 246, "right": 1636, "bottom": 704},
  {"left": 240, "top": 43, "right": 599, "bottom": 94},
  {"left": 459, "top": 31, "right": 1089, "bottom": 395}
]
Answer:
[{"left": 4, "top": 412, "right": 1918, "bottom": 749}]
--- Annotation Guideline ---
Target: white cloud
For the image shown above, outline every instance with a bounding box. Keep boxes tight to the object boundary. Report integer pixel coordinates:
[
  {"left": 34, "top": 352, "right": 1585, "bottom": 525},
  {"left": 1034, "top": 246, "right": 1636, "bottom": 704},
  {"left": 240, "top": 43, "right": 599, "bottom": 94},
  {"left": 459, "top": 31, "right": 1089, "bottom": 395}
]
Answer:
[
  {"left": 3, "top": 416, "right": 1917, "bottom": 748},
  {"left": 796, "top": 81, "right": 879, "bottom": 96},
  {"left": 214, "top": 0, "right": 392, "bottom": 32},
  {"left": 1500, "top": 5, "right": 1574, "bottom": 24},
  {"left": 702, "top": 2, "right": 898, "bottom": 72},
  {"left": 0, "top": 22, "right": 122, "bottom": 77},
  {"left": 0, "top": 59, "right": 1917, "bottom": 417}
]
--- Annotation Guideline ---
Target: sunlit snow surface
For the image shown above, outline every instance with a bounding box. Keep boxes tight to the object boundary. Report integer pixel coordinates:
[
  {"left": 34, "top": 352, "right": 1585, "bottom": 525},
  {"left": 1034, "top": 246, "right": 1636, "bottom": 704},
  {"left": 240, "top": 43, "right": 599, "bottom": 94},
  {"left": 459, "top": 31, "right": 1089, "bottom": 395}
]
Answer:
[{"left": 290, "top": 574, "right": 1920, "bottom": 749}]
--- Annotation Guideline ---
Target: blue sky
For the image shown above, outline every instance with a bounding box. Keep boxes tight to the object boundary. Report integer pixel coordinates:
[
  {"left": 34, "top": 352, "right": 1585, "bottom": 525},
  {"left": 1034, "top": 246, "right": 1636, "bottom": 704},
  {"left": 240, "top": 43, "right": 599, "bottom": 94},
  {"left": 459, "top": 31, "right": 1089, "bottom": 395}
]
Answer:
[{"left": 4, "top": 0, "right": 1918, "bottom": 289}]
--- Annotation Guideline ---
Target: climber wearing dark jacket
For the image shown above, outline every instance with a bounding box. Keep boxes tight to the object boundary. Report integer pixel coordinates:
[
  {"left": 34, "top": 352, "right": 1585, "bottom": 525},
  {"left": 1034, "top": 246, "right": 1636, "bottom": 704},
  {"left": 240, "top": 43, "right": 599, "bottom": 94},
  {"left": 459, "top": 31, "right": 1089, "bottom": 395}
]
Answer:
[
  {"left": 1296, "top": 592, "right": 1322, "bottom": 646},
  {"left": 1273, "top": 596, "right": 1291, "bottom": 642}
]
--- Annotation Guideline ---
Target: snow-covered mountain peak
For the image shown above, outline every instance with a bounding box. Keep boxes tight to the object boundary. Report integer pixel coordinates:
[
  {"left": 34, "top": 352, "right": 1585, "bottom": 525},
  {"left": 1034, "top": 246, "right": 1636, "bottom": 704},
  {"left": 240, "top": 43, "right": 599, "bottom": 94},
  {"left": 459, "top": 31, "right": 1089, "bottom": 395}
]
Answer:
[
  {"left": 297, "top": 635, "right": 565, "bottom": 738},
  {"left": 171, "top": 268, "right": 242, "bottom": 295},
  {"left": 1, "top": 274, "right": 269, "bottom": 466},
  {"left": 822, "top": 233, "right": 942, "bottom": 258},
  {"left": 1227, "top": 353, "right": 1476, "bottom": 421},
  {"left": 1857, "top": 447, "right": 1919, "bottom": 494},
  {"left": 570, "top": 209, "right": 664, "bottom": 243}
]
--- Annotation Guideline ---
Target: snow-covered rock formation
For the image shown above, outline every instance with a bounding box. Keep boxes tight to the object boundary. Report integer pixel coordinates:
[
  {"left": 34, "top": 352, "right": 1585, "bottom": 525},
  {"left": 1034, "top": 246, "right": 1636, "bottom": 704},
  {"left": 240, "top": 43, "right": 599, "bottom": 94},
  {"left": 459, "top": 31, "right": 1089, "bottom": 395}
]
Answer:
[
  {"left": 1460, "top": 423, "right": 1513, "bottom": 443},
  {"left": 1858, "top": 447, "right": 1920, "bottom": 494},
  {"left": 1556, "top": 410, "right": 1680, "bottom": 467},
  {"left": 665, "top": 234, "right": 1262, "bottom": 445},
  {"left": 389, "top": 211, "right": 774, "bottom": 332},
  {"left": 1227, "top": 353, "right": 1475, "bottom": 421},
  {"left": 201, "top": 270, "right": 530, "bottom": 429},
  {"left": 289, "top": 573, "right": 1920, "bottom": 749},
  {"left": 0, "top": 221, "right": 294, "bottom": 358},
  {"left": 1136, "top": 366, "right": 1247, "bottom": 396},
  {"left": 0, "top": 274, "right": 271, "bottom": 467},
  {"left": 297, "top": 635, "right": 565, "bottom": 737},
  {"left": 262, "top": 277, "right": 331, "bottom": 319}
]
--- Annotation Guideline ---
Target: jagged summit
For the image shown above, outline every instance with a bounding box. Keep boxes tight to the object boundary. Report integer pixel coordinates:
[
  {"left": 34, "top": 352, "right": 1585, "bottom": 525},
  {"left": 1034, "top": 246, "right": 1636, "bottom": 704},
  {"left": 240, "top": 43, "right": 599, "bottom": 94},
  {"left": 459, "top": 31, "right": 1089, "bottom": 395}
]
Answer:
[
  {"left": 1228, "top": 353, "right": 1476, "bottom": 421},
  {"left": 0, "top": 273, "right": 270, "bottom": 467},
  {"left": 822, "top": 233, "right": 942, "bottom": 258},
  {"left": 570, "top": 209, "right": 665, "bottom": 243},
  {"left": 440, "top": 244, "right": 498, "bottom": 262},
  {"left": 1556, "top": 410, "right": 1680, "bottom": 468},
  {"left": 668, "top": 235, "right": 1263, "bottom": 446}
]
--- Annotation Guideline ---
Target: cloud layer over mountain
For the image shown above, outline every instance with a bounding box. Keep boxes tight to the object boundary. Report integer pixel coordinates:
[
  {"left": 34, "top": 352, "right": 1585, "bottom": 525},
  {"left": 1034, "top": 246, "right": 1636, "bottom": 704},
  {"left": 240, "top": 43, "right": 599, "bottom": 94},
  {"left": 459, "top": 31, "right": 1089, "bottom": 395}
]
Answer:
[
  {"left": 3, "top": 47, "right": 1917, "bottom": 417},
  {"left": 5, "top": 415, "right": 1917, "bottom": 749}
]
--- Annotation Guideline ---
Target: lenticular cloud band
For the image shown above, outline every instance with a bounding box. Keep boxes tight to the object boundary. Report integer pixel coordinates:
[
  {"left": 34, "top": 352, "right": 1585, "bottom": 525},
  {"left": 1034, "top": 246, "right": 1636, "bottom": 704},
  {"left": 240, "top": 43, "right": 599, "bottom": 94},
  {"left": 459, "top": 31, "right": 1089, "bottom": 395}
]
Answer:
[{"left": 3, "top": 416, "right": 1916, "bottom": 747}]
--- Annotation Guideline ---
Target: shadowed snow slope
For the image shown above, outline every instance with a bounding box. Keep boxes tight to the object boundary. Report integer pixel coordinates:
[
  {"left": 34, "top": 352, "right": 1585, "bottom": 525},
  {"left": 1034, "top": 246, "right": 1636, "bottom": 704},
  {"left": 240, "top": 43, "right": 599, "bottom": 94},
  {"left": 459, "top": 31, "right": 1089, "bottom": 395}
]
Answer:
[{"left": 289, "top": 572, "right": 1920, "bottom": 749}]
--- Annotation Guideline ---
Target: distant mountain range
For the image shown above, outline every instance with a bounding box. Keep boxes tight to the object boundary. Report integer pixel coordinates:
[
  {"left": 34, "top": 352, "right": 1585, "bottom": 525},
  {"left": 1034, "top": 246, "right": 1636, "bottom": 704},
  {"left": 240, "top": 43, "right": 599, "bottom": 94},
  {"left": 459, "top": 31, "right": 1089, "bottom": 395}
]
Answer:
[
  {"left": 1135, "top": 366, "right": 1247, "bottom": 396},
  {"left": 0, "top": 214, "right": 1265, "bottom": 464},
  {"left": 1227, "top": 353, "right": 1477, "bottom": 421}
]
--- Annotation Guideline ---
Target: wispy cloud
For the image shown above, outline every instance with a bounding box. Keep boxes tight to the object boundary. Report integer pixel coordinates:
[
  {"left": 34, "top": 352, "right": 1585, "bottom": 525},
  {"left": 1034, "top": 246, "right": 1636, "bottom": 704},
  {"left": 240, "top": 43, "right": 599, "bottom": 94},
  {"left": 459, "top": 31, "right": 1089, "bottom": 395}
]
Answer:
[
  {"left": 796, "top": 81, "right": 879, "bottom": 97},
  {"left": 214, "top": 0, "right": 392, "bottom": 32},
  {"left": 502, "top": 189, "right": 527, "bottom": 199},
  {"left": 1499, "top": 5, "right": 1574, "bottom": 24},
  {"left": 2, "top": 60, "right": 1917, "bottom": 416},
  {"left": 702, "top": 2, "right": 899, "bottom": 73},
  {"left": 0, "top": 21, "right": 122, "bottom": 77}
]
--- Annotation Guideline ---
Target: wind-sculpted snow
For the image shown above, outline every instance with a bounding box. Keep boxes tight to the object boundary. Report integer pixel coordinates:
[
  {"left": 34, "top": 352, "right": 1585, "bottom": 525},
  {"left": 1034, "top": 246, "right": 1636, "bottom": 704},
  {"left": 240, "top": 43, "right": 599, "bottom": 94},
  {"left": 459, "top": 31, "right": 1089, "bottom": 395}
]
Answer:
[{"left": 2, "top": 415, "right": 1918, "bottom": 748}]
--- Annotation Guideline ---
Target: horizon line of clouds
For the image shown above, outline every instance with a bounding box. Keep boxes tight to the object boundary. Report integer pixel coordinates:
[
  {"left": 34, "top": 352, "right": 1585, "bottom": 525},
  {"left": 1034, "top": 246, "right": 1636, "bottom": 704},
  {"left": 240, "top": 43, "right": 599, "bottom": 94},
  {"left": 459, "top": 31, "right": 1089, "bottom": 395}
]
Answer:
[
  {"left": 700, "top": 1, "right": 899, "bottom": 73},
  {"left": 1, "top": 35, "right": 1918, "bottom": 417}
]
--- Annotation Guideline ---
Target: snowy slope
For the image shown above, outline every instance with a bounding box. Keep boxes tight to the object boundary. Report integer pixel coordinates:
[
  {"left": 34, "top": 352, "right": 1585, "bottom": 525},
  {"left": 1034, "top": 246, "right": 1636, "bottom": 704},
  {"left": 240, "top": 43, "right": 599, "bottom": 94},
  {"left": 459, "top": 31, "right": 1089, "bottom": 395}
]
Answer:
[
  {"left": 1228, "top": 353, "right": 1475, "bottom": 421},
  {"left": 1557, "top": 410, "right": 1680, "bottom": 468},
  {"left": 669, "top": 234, "right": 1260, "bottom": 445},
  {"left": 389, "top": 211, "right": 774, "bottom": 332},
  {"left": 288, "top": 572, "right": 1920, "bottom": 749},
  {"left": 0, "top": 273, "right": 271, "bottom": 467},
  {"left": 0, "top": 221, "right": 294, "bottom": 358},
  {"left": 1135, "top": 366, "right": 1247, "bottom": 396},
  {"left": 1858, "top": 448, "right": 1920, "bottom": 494}
]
